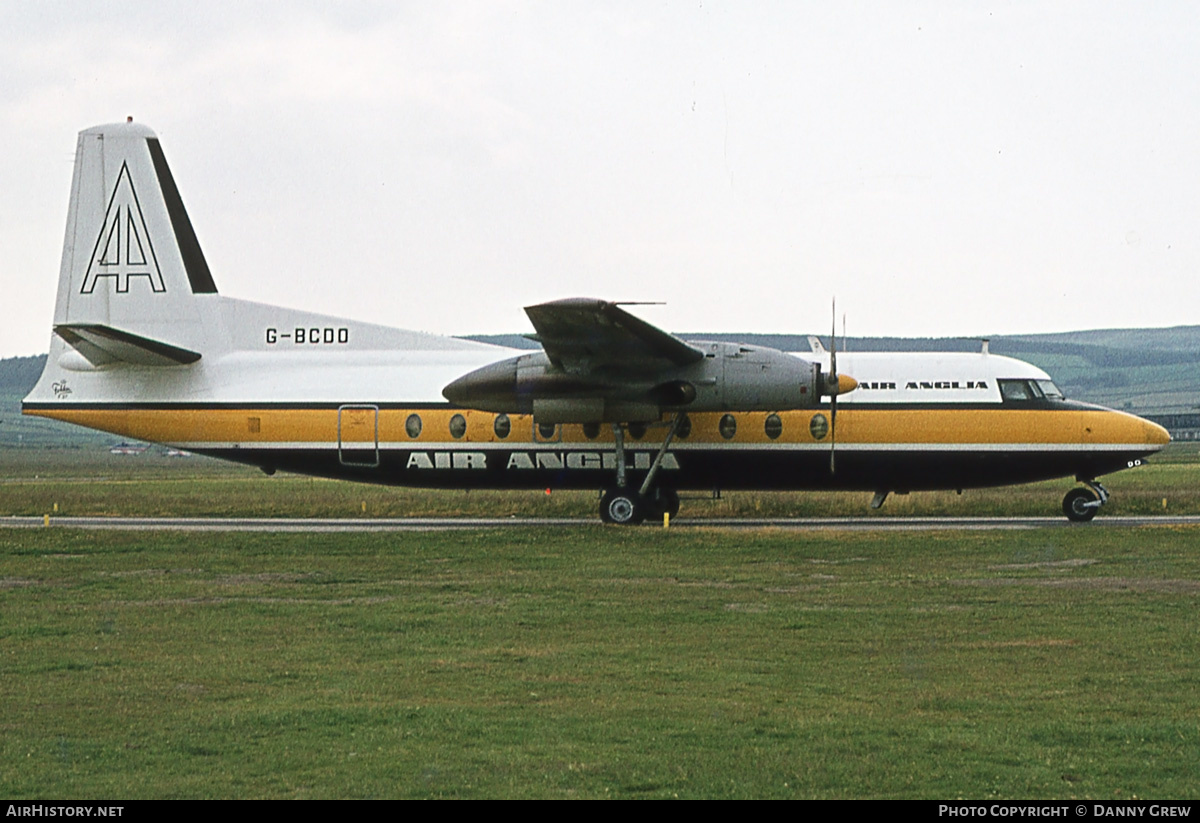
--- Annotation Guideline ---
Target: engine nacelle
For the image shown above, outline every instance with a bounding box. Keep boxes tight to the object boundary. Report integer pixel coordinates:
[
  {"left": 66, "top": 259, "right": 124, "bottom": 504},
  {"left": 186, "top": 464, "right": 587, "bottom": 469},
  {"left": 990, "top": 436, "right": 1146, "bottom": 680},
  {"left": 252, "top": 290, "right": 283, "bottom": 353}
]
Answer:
[{"left": 443, "top": 341, "right": 845, "bottom": 424}]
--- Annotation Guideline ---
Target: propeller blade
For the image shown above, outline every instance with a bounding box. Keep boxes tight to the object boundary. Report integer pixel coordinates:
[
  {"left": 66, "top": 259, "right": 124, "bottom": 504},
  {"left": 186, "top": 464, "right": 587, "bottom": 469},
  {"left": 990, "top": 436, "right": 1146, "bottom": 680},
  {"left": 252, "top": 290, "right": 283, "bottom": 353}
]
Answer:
[
  {"left": 830, "top": 298, "right": 837, "bottom": 475},
  {"left": 830, "top": 393, "right": 837, "bottom": 474},
  {"left": 830, "top": 298, "right": 837, "bottom": 386}
]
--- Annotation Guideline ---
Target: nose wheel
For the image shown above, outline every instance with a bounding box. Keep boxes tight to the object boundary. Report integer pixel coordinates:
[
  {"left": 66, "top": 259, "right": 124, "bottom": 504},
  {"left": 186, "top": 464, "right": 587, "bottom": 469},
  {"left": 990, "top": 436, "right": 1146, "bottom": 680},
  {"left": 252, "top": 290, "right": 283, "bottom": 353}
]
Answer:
[{"left": 1063, "top": 480, "right": 1108, "bottom": 522}]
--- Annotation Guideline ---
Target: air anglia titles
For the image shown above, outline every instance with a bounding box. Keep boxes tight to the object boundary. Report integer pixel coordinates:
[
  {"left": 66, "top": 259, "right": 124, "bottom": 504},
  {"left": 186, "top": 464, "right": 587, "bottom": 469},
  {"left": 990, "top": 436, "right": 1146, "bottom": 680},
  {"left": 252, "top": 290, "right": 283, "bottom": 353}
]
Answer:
[
  {"left": 405, "top": 451, "right": 681, "bottom": 471},
  {"left": 855, "top": 381, "right": 989, "bottom": 390},
  {"left": 905, "top": 381, "right": 988, "bottom": 390}
]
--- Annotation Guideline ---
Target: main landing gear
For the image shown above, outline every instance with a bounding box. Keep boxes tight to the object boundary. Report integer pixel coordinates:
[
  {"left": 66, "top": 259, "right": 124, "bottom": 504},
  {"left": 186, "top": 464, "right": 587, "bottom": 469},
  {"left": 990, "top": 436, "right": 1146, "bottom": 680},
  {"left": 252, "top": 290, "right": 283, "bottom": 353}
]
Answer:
[
  {"left": 600, "top": 486, "right": 680, "bottom": 525},
  {"left": 599, "top": 415, "right": 683, "bottom": 525},
  {"left": 1063, "top": 479, "right": 1109, "bottom": 522}
]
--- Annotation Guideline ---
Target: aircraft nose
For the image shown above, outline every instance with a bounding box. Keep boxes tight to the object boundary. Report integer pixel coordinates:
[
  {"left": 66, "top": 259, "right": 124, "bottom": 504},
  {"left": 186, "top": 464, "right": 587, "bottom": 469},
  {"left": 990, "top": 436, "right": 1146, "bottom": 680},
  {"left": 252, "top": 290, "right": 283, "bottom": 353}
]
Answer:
[{"left": 1144, "top": 418, "right": 1171, "bottom": 447}]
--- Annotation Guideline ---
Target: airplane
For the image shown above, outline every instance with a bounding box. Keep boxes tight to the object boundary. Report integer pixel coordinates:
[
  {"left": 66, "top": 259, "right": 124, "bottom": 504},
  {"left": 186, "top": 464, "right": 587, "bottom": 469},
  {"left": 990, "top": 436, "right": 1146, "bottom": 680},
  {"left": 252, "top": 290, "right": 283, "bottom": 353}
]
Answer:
[{"left": 22, "top": 121, "right": 1170, "bottom": 524}]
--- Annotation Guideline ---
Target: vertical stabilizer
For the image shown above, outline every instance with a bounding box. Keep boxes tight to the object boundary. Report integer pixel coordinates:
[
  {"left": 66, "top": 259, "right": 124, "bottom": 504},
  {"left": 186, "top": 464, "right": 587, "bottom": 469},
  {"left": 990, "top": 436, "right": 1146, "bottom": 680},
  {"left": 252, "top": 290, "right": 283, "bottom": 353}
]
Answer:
[{"left": 53, "top": 120, "right": 216, "bottom": 357}]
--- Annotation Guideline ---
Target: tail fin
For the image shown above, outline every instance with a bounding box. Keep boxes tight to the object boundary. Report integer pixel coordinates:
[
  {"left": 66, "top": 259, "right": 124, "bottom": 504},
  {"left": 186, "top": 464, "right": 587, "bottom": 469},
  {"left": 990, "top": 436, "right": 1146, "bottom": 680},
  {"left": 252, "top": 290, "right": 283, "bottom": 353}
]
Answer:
[{"left": 53, "top": 120, "right": 215, "bottom": 364}]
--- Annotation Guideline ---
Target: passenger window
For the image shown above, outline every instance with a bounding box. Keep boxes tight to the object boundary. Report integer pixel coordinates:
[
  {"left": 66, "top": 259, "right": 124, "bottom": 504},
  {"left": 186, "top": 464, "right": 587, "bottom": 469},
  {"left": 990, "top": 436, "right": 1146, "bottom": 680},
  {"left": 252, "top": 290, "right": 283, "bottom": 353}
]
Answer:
[
  {"left": 493, "top": 414, "right": 510, "bottom": 439},
  {"left": 809, "top": 413, "right": 829, "bottom": 441},
  {"left": 449, "top": 414, "right": 467, "bottom": 439},
  {"left": 582, "top": 422, "right": 601, "bottom": 440},
  {"left": 764, "top": 413, "right": 783, "bottom": 440},
  {"left": 719, "top": 414, "right": 737, "bottom": 440},
  {"left": 675, "top": 414, "right": 692, "bottom": 440},
  {"left": 628, "top": 422, "right": 646, "bottom": 440},
  {"left": 405, "top": 413, "right": 422, "bottom": 439}
]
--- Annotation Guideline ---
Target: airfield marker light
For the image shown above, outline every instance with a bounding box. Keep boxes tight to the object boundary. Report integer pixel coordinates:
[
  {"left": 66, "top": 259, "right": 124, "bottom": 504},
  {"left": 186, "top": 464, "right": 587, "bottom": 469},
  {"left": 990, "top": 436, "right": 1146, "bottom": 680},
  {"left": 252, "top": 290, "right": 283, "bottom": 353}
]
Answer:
[
  {"left": 53, "top": 502, "right": 58, "bottom": 512},
  {"left": 545, "top": 488, "right": 551, "bottom": 495},
  {"left": 43, "top": 514, "right": 49, "bottom": 527},
  {"left": 663, "top": 512, "right": 669, "bottom": 529},
  {"left": 1164, "top": 498, "right": 1168, "bottom": 509},
  {"left": 361, "top": 501, "right": 366, "bottom": 514}
]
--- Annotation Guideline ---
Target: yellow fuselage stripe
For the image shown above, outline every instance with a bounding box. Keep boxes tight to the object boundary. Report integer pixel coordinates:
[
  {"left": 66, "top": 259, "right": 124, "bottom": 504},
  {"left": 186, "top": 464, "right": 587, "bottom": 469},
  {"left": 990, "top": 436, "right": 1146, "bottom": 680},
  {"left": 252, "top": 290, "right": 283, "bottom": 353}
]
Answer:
[{"left": 25, "top": 406, "right": 1163, "bottom": 449}]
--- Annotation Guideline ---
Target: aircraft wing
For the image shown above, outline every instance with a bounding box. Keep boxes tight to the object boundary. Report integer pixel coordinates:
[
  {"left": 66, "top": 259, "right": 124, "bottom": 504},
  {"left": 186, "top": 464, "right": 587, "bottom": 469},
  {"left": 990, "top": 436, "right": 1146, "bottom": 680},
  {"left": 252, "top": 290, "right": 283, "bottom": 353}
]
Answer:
[{"left": 524, "top": 298, "right": 704, "bottom": 375}]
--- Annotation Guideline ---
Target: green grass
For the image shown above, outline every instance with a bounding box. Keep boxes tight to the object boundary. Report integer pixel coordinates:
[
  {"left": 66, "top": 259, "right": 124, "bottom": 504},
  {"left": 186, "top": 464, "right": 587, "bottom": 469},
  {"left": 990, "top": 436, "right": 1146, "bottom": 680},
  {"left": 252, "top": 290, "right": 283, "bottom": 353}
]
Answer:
[{"left": 1, "top": 525, "right": 1198, "bottom": 798}]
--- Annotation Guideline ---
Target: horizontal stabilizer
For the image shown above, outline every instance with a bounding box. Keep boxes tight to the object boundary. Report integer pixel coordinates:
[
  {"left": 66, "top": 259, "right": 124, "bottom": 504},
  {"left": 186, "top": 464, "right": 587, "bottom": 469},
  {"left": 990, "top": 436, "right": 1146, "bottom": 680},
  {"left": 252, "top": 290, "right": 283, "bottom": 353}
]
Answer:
[{"left": 55, "top": 323, "right": 201, "bottom": 367}]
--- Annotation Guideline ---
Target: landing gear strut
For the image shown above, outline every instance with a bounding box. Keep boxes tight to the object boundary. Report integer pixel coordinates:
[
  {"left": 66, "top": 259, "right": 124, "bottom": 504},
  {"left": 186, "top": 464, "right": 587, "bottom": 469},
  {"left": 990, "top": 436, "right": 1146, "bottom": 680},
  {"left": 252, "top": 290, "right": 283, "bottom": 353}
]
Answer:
[
  {"left": 1063, "top": 479, "right": 1109, "bottom": 522},
  {"left": 599, "top": 414, "right": 684, "bottom": 525}
]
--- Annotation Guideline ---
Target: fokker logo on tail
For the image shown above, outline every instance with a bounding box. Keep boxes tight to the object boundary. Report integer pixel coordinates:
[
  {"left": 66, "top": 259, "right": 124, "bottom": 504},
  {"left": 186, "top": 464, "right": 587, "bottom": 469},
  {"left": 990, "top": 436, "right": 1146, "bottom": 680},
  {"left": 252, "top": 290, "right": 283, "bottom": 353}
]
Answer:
[{"left": 80, "top": 161, "right": 165, "bottom": 294}]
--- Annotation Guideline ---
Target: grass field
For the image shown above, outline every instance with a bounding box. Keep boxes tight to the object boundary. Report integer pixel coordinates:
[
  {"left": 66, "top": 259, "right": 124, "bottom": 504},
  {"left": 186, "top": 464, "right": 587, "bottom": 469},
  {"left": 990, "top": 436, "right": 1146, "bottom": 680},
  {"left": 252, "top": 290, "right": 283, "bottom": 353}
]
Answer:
[
  {"left": 2, "top": 524, "right": 1199, "bottom": 798},
  {"left": 2, "top": 445, "right": 1198, "bottom": 798}
]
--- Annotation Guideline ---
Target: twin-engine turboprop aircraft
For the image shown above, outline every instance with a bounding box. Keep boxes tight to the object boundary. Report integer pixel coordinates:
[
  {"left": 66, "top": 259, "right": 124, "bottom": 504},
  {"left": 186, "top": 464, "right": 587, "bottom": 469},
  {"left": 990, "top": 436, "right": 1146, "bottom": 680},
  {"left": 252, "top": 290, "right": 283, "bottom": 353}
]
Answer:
[{"left": 23, "top": 121, "right": 1170, "bottom": 523}]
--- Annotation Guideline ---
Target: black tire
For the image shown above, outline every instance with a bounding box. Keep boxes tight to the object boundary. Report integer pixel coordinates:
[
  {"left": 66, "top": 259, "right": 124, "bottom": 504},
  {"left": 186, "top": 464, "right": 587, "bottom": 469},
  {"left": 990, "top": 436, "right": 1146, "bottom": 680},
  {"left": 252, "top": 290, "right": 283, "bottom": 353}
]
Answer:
[
  {"left": 640, "top": 487, "right": 681, "bottom": 521},
  {"left": 655, "top": 488, "right": 681, "bottom": 518},
  {"left": 1063, "top": 487, "right": 1099, "bottom": 522},
  {"left": 600, "top": 488, "right": 644, "bottom": 525}
]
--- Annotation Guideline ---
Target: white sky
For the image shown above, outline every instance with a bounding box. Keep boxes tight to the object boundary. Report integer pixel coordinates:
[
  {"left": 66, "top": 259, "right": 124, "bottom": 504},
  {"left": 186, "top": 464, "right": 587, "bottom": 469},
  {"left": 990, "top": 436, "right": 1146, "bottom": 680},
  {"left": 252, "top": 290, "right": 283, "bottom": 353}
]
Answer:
[{"left": 3, "top": 1, "right": 1198, "bottom": 357}]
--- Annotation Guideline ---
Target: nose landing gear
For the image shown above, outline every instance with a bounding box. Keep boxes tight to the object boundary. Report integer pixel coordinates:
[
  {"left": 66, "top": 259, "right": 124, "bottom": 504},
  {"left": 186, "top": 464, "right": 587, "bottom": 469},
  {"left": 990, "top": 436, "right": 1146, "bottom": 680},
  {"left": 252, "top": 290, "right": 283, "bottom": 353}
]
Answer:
[{"left": 1063, "top": 479, "right": 1109, "bottom": 522}]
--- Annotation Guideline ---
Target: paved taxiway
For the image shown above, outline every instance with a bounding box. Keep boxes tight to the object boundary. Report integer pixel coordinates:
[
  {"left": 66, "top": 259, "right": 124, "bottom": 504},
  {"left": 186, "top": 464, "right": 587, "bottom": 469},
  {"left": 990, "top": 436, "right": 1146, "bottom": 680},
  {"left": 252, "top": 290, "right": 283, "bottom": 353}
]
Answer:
[{"left": 4, "top": 516, "right": 1200, "bottom": 531}]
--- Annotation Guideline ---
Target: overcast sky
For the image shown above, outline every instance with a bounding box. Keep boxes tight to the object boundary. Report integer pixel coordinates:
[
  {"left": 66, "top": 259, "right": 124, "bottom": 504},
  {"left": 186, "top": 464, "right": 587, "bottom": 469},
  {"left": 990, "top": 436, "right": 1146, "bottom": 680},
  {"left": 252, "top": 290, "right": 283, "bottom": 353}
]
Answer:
[{"left": 3, "top": 1, "right": 1198, "bottom": 357}]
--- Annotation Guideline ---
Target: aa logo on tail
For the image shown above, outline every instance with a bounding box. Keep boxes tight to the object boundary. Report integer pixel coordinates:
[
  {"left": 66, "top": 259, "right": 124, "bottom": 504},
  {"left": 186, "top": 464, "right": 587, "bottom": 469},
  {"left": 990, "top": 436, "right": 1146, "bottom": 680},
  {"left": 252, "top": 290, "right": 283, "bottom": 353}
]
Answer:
[{"left": 80, "top": 161, "right": 165, "bottom": 294}]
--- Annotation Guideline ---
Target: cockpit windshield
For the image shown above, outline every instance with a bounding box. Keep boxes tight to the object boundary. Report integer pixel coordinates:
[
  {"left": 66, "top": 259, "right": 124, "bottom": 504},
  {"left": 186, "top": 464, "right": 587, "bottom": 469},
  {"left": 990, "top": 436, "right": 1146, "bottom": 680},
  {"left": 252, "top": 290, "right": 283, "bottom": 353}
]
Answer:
[
  {"left": 999, "top": 379, "right": 1065, "bottom": 402},
  {"left": 1036, "top": 380, "right": 1064, "bottom": 399}
]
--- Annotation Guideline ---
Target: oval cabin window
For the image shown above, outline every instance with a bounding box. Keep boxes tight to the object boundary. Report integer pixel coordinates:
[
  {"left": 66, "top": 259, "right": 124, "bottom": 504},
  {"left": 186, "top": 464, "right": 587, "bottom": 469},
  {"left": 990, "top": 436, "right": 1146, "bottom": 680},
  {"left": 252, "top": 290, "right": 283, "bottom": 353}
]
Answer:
[
  {"left": 675, "top": 414, "right": 692, "bottom": 439},
  {"left": 405, "top": 413, "right": 422, "bottom": 439},
  {"left": 809, "top": 413, "right": 829, "bottom": 441},
  {"left": 719, "top": 414, "right": 737, "bottom": 440},
  {"left": 493, "top": 414, "right": 511, "bottom": 439},
  {"left": 765, "top": 413, "right": 783, "bottom": 440}
]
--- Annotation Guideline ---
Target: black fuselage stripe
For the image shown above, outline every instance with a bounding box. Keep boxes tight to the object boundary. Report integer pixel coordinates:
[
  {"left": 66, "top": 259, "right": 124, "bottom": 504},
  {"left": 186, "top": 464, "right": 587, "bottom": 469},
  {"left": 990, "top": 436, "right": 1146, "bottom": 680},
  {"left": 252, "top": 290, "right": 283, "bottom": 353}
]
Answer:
[{"left": 196, "top": 446, "right": 1153, "bottom": 493}]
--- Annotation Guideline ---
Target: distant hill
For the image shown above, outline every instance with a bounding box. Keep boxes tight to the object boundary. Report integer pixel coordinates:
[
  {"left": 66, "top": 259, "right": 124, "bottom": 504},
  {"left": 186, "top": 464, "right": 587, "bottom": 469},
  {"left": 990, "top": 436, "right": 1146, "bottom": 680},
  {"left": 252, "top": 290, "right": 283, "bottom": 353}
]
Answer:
[
  {"left": 5, "top": 325, "right": 1198, "bottom": 446},
  {"left": 0, "top": 354, "right": 111, "bottom": 447}
]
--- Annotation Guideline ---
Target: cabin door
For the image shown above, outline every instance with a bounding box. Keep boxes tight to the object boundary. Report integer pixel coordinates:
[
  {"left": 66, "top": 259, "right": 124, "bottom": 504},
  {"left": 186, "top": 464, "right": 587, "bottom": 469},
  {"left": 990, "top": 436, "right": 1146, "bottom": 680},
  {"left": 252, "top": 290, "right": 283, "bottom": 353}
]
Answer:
[{"left": 338, "top": 405, "right": 380, "bottom": 467}]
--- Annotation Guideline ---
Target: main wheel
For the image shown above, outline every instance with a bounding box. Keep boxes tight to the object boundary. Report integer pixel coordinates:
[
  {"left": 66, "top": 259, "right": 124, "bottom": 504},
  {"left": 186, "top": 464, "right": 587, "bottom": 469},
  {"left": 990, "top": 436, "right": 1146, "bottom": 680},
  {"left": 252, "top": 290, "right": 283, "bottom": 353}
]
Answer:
[
  {"left": 600, "top": 488, "right": 645, "bottom": 525},
  {"left": 650, "top": 487, "right": 680, "bottom": 518},
  {"left": 1063, "top": 487, "right": 1099, "bottom": 522}
]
